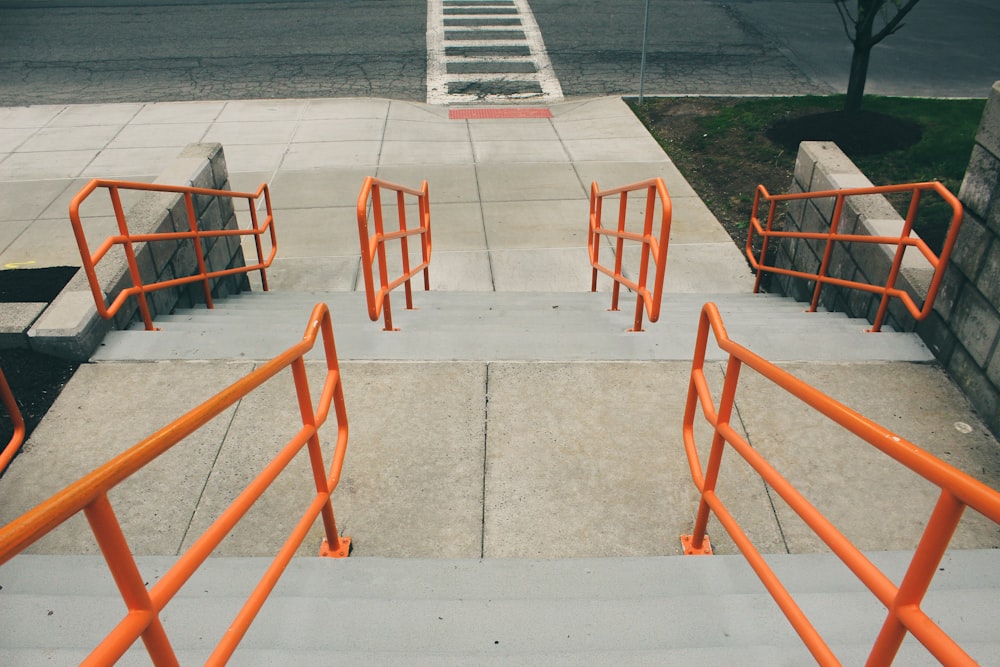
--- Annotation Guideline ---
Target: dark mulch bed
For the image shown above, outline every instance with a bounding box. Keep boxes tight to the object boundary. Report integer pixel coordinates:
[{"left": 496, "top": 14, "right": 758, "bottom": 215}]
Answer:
[
  {"left": 767, "top": 110, "right": 922, "bottom": 156},
  {"left": 0, "top": 267, "right": 81, "bottom": 461}
]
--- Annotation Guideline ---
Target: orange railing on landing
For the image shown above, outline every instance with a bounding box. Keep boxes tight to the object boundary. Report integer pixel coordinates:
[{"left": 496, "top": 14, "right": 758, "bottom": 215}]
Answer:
[
  {"left": 588, "top": 178, "right": 672, "bottom": 331},
  {"left": 356, "top": 176, "right": 432, "bottom": 331},
  {"left": 746, "top": 181, "right": 963, "bottom": 332},
  {"left": 681, "top": 302, "right": 1000, "bottom": 666},
  {"left": 70, "top": 179, "right": 278, "bottom": 331},
  {"left": 0, "top": 367, "right": 25, "bottom": 475},
  {"left": 0, "top": 303, "right": 350, "bottom": 666}
]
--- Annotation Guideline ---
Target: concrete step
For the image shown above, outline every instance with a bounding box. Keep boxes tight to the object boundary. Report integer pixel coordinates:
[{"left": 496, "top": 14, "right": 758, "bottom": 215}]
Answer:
[
  {"left": 92, "top": 291, "right": 933, "bottom": 363},
  {"left": 2, "top": 550, "right": 997, "bottom": 665}
]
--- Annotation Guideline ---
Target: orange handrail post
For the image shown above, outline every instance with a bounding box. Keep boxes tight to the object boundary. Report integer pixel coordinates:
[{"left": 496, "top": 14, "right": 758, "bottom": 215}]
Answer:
[
  {"left": 746, "top": 181, "right": 963, "bottom": 332},
  {"left": 69, "top": 179, "right": 278, "bottom": 331},
  {"left": 356, "top": 176, "right": 432, "bottom": 331},
  {"left": 588, "top": 178, "right": 672, "bottom": 331},
  {"left": 0, "top": 303, "right": 351, "bottom": 664},
  {"left": 681, "top": 301, "right": 1000, "bottom": 666},
  {"left": 0, "top": 367, "right": 26, "bottom": 475}
]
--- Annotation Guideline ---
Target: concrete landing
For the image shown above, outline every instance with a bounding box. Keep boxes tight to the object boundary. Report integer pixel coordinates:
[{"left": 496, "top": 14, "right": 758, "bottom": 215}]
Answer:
[{"left": 1, "top": 360, "right": 997, "bottom": 561}]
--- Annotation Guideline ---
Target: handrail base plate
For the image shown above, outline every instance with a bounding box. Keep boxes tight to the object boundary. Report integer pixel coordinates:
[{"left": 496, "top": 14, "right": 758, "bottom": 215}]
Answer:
[{"left": 680, "top": 534, "right": 714, "bottom": 556}]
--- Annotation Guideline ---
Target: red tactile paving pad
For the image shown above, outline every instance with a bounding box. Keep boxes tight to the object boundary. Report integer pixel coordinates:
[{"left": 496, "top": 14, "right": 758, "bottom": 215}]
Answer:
[{"left": 449, "top": 107, "right": 553, "bottom": 120}]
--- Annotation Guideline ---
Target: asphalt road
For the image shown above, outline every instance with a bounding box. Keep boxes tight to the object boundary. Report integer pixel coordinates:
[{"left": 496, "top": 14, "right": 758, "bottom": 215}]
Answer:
[{"left": 0, "top": 0, "right": 996, "bottom": 105}]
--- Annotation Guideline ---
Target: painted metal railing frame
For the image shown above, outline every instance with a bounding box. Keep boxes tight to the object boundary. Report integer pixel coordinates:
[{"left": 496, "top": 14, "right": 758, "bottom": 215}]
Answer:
[
  {"left": 746, "top": 181, "right": 963, "bottom": 332},
  {"left": 356, "top": 176, "right": 432, "bottom": 331},
  {"left": 588, "top": 178, "right": 672, "bottom": 332},
  {"left": 0, "top": 303, "right": 351, "bottom": 666},
  {"left": 681, "top": 301, "right": 1000, "bottom": 666},
  {"left": 70, "top": 179, "right": 278, "bottom": 332},
  {"left": 0, "top": 367, "right": 26, "bottom": 475}
]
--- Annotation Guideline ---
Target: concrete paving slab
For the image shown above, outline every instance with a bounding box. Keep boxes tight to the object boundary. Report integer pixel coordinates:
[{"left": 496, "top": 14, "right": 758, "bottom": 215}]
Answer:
[
  {"left": 0, "top": 217, "right": 109, "bottom": 268},
  {"left": 52, "top": 180, "right": 155, "bottom": 221},
  {"left": 81, "top": 147, "right": 186, "bottom": 178},
  {"left": 548, "top": 97, "right": 637, "bottom": 121},
  {"left": 384, "top": 118, "right": 470, "bottom": 143},
  {"left": 0, "top": 220, "right": 31, "bottom": 256},
  {"left": 467, "top": 118, "right": 560, "bottom": 143},
  {"left": 380, "top": 140, "right": 474, "bottom": 166},
  {"left": 0, "top": 105, "right": 63, "bottom": 129},
  {"left": 563, "top": 137, "right": 669, "bottom": 163},
  {"left": 385, "top": 101, "right": 450, "bottom": 123},
  {"left": 217, "top": 144, "right": 286, "bottom": 174},
  {"left": 489, "top": 247, "right": 595, "bottom": 292},
  {"left": 129, "top": 100, "right": 227, "bottom": 125},
  {"left": 265, "top": 207, "right": 354, "bottom": 258},
  {"left": 482, "top": 361, "right": 785, "bottom": 557},
  {"left": 482, "top": 200, "right": 587, "bottom": 249},
  {"left": 425, "top": 250, "right": 494, "bottom": 291},
  {"left": 475, "top": 162, "right": 586, "bottom": 202},
  {"left": 18, "top": 125, "right": 123, "bottom": 152},
  {"left": 108, "top": 123, "right": 212, "bottom": 150},
  {"left": 0, "top": 127, "right": 35, "bottom": 153},
  {"left": 375, "top": 165, "right": 479, "bottom": 204},
  {"left": 0, "top": 180, "right": 75, "bottom": 223},
  {"left": 47, "top": 104, "right": 142, "bottom": 128},
  {"left": 573, "top": 161, "right": 700, "bottom": 199},
  {"left": 253, "top": 256, "right": 358, "bottom": 292},
  {"left": 202, "top": 121, "right": 298, "bottom": 146},
  {"left": 328, "top": 362, "right": 488, "bottom": 558},
  {"left": 553, "top": 115, "right": 656, "bottom": 141},
  {"left": 228, "top": 171, "right": 273, "bottom": 195},
  {"left": 299, "top": 98, "right": 390, "bottom": 121},
  {"left": 0, "top": 361, "right": 255, "bottom": 555},
  {"left": 292, "top": 118, "right": 388, "bottom": 143},
  {"left": 656, "top": 243, "right": 756, "bottom": 293},
  {"left": 269, "top": 168, "right": 373, "bottom": 208},
  {"left": 473, "top": 140, "right": 570, "bottom": 163},
  {"left": 215, "top": 100, "right": 306, "bottom": 124},
  {"left": 669, "top": 197, "right": 736, "bottom": 244},
  {"left": 280, "top": 141, "right": 381, "bottom": 171},
  {"left": 0, "top": 150, "right": 96, "bottom": 180},
  {"left": 421, "top": 202, "right": 486, "bottom": 250},
  {"left": 732, "top": 362, "right": 1000, "bottom": 552}
]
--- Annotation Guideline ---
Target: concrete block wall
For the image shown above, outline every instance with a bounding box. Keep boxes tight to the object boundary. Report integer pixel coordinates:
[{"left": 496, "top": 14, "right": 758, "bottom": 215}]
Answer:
[
  {"left": 106, "top": 142, "right": 249, "bottom": 330},
  {"left": 770, "top": 83, "right": 1000, "bottom": 437},
  {"left": 768, "top": 140, "right": 933, "bottom": 334},
  {"left": 28, "top": 143, "right": 249, "bottom": 360}
]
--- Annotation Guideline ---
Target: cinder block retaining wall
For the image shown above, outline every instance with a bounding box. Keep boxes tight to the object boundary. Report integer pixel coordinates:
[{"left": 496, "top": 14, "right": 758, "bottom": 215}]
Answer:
[
  {"left": 28, "top": 143, "right": 249, "bottom": 360},
  {"left": 771, "top": 82, "right": 1000, "bottom": 437}
]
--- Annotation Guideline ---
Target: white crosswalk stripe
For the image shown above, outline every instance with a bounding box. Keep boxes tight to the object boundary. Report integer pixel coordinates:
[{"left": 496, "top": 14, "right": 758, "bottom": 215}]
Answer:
[{"left": 426, "top": 0, "right": 564, "bottom": 105}]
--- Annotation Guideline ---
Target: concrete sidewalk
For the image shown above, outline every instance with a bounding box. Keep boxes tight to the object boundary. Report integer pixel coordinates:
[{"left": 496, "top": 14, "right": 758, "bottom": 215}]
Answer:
[
  {"left": 0, "top": 97, "right": 998, "bottom": 562},
  {"left": 0, "top": 97, "right": 746, "bottom": 294}
]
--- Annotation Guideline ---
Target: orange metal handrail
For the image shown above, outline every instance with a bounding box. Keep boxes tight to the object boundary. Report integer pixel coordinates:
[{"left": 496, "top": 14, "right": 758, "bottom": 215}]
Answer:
[
  {"left": 0, "top": 303, "right": 351, "bottom": 666},
  {"left": 356, "top": 176, "right": 432, "bottom": 331},
  {"left": 681, "top": 301, "right": 1000, "bottom": 666},
  {"left": 0, "top": 367, "right": 26, "bottom": 475},
  {"left": 746, "top": 181, "right": 963, "bottom": 332},
  {"left": 70, "top": 179, "right": 278, "bottom": 331},
  {"left": 588, "top": 178, "right": 673, "bottom": 331}
]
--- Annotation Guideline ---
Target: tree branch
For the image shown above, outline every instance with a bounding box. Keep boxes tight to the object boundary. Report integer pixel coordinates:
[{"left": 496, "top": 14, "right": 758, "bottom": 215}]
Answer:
[
  {"left": 834, "top": 0, "right": 859, "bottom": 44},
  {"left": 870, "top": 0, "right": 922, "bottom": 45}
]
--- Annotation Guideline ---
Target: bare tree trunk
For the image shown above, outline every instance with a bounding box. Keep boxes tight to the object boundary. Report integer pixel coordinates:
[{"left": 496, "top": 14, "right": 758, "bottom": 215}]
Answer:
[{"left": 844, "top": 44, "right": 872, "bottom": 114}]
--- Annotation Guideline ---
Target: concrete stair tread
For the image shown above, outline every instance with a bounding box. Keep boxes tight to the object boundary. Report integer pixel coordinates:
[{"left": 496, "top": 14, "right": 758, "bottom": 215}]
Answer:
[
  {"left": 2, "top": 551, "right": 997, "bottom": 665},
  {"left": 92, "top": 290, "right": 932, "bottom": 362}
]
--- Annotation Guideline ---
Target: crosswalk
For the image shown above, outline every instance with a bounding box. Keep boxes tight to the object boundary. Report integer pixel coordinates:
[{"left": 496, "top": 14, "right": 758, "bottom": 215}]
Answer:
[{"left": 426, "top": 0, "right": 564, "bottom": 105}]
